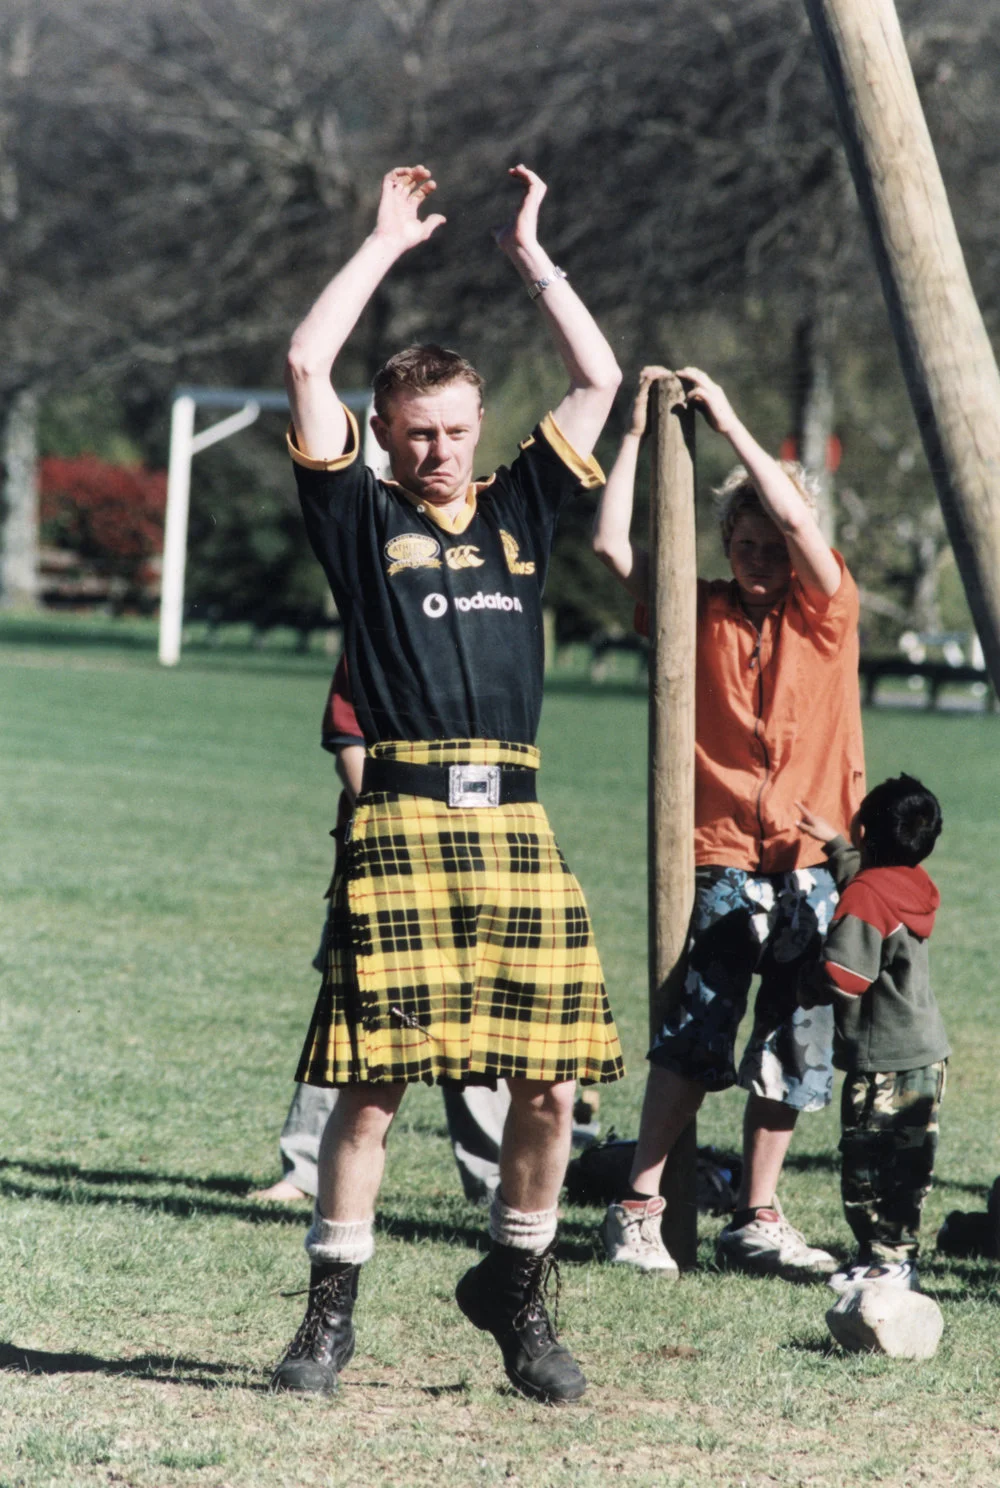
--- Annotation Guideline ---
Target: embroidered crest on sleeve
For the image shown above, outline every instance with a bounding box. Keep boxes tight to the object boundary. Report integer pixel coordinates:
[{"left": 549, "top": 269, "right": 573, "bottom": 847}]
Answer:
[
  {"left": 384, "top": 533, "right": 442, "bottom": 576},
  {"left": 500, "top": 529, "right": 536, "bottom": 575},
  {"left": 444, "top": 544, "right": 485, "bottom": 570}
]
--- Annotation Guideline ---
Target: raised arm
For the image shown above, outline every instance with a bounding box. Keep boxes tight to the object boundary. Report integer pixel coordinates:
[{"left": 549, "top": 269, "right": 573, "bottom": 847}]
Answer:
[
  {"left": 285, "top": 165, "right": 446, "bottom": 461},
  {"left": 677, "top": 367, "right": 842, "bottom": 600},
  {"left": 495, "top": 166, "right": 621, "bottom": 458},
  {"left": 591, "top": 367, "right": 668, "bottom": 602}
]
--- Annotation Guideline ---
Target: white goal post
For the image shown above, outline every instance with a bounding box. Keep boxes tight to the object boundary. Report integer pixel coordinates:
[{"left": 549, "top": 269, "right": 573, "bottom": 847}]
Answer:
[{"left": 158, "top": 384, "right": 377, "bottom": 666}]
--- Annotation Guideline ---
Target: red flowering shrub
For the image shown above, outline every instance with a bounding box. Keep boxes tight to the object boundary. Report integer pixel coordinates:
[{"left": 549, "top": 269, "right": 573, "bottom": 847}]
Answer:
[{"left": 39, "top": 455, "right": 166, "bottom": 601}]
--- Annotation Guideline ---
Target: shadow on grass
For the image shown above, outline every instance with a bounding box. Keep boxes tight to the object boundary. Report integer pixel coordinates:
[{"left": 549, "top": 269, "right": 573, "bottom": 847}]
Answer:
[
  {"left": 917, "top": 1257, "right": 1000, "bottom": 1302},
  {"left": 0, "top": 1158, "right": 851, "bottom": 1269},
  {"left": 0, "top": 1157, "right": 254, "bottom": 1193},
  {"left": 0, "top": 1157, "right": 309, "bottom": 1228},
  {"left": 0, "top": 1173, "right": 310, "bottom": 1227},
  {"left": 782, "top": 1336, "right": 840, "bottom": 1357},
  {"left": 0, "top": 1158, "right": 501, "bottom": 1250},
  {"left": 931, "top": 1174, "right": 996, "bottom": 1198},
  {"left": 779, "top": 1152, "right": 840, "bottom": 1175},
  {"left": 0, "top": 1341, "right": 266, "bottom": 1391}
]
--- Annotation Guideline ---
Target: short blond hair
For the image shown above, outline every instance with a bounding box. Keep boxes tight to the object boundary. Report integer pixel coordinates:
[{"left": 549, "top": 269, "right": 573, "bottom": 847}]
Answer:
[
  {"left": 713, "top": 461, "right": 820, "bottom": 553},
  {"left": 372, "top": 344, "right": 484, "bottom": 420}
]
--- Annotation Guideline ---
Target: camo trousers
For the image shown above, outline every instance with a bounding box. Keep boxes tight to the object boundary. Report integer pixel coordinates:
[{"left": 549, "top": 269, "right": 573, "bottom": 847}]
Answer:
[{"left": 840, "top": 1060, "right": 947, "bottom": 1263}]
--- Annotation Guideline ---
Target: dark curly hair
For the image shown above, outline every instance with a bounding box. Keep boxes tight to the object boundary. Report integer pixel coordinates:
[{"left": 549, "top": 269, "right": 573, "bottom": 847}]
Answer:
[{"left": 858, "top": 773, "right": 942, "bottom": 868}]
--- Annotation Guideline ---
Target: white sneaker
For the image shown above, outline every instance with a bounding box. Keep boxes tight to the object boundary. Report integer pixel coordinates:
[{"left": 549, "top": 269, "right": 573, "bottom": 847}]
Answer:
[
  {"left": 716, "top": 1201, "right": 837, "bottom": 1281},
  {"left": 827, "top": 1259, "right": 920, "bottom": 1294},
  {"left": 601, "top": 1196, "right": 680, "bottom": 1276}
]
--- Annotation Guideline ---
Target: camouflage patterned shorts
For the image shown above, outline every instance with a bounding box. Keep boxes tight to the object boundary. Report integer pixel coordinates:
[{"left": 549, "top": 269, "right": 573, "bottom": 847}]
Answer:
[{"left": 648, "top": 864, "right": 838, "bottom": 1112}]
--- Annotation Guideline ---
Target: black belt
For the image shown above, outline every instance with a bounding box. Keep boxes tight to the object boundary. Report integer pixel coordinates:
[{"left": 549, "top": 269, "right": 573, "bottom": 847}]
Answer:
[{"left": 361, "top": 757, "right": 537, "bottom": 806}]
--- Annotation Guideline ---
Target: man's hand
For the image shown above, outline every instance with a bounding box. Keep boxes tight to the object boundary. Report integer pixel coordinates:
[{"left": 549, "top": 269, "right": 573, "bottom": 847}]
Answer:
[
  {"left": 373, "top": 165, "right": 446, "bottom": 253},
  {"left": 493, "top": 163, "right": 620, "bottom": 458},
  {"left": 676, "top": 367, "right": 739, "bottom": 438},
  {"left": 795, "top": 800, "right": 840, "bottom": 845},
  {"left": 627, "top": 366, "right": 671, "bottom": 437},
  {"left": 493, "top": 164, "right": 546, "bottom": 256},
  {"left": 677, "top": 365, "right": 841, "bottom": 603},
  {"left": 286, "top": 165, "right": 446, "bottom": 462}
]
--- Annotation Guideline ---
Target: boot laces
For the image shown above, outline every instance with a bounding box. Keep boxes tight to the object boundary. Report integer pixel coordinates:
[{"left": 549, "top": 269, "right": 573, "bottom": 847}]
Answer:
[
  {"left": 511, "top": 1246, "right": 560, "bottom": 1345},
  {"left": 286, "top": 1268, "right": 353, "bottom": 1360}
]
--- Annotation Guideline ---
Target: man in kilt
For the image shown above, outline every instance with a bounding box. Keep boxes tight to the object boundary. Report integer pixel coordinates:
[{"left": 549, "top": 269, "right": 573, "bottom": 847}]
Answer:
[{"left": 270, "top": 163, "right": 625, "bottom": 1404}]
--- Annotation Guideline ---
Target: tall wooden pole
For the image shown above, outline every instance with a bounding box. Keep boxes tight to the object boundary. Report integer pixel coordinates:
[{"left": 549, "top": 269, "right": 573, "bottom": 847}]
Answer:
[
  {"left": 804, "top": 0, "right": 1000, "bottom": 691},
  {"left": 647, "top": 374, "right": 698, "bottom": 1267}
]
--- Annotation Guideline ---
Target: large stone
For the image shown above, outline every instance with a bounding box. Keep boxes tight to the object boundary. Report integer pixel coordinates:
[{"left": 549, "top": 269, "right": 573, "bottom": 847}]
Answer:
[{"left": 826, "top": 1283, "right": 943, "bottom": 1359}]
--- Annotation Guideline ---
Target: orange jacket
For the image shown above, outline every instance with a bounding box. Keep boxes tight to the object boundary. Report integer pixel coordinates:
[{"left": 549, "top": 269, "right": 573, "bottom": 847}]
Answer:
[{"left": 638, "top": 552, "right": 865, "bottom": 873}]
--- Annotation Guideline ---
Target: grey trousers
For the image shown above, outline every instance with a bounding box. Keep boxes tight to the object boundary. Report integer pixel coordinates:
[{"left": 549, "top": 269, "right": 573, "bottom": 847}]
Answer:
[{"left": 278, "top": 1078, "right": 512, "bottom": 1203}]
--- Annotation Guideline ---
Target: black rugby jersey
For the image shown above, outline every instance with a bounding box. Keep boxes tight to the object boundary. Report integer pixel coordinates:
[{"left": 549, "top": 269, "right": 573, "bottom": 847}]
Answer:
[{"left": 291, "top": 407, "right": 603, "bottom": 745}]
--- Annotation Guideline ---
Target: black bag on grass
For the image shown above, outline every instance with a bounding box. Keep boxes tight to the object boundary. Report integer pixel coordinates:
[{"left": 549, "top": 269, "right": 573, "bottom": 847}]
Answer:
[
  {"left": 563, "top": 1132, "right": 741, "bottom": 1216},
  {"left": 935, "top": 1176, "right": 1000, "bottom": 1259}
]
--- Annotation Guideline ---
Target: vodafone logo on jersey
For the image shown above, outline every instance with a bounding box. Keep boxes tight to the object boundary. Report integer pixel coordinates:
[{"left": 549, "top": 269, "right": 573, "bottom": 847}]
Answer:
[
  {"left": 421, "top": 590, "right": 524, "bottom": 620},
  {"left": 457, "top": 591, "right": 523, "bottom": 614}
]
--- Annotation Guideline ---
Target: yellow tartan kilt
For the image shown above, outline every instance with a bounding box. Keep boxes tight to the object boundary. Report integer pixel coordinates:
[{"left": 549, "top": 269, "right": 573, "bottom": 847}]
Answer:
[{"left": 296, "top": 739, "right": 625, "bottom": 1088}]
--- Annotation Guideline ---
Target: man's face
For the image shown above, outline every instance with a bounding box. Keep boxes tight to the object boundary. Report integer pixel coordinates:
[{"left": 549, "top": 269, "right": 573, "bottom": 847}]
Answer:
[
  {"left": 371, "top": 382, "right": 484, "bottom": 506},
  {"left": 727, "top": 510, "right": 791, "bottom": 609}
]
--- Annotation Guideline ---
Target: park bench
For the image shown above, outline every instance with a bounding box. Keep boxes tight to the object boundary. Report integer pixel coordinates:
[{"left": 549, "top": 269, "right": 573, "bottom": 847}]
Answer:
[
  {"left": 587, "top": 632, "right": 996, "bottom": 712},
  {"left": 858, "top": 655, "right": 997, "bottom": 711}
]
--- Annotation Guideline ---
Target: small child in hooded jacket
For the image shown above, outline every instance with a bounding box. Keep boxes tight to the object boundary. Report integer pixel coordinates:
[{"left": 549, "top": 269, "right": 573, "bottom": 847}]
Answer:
[{"left": 798, "top": 774, "right": 948, "bottom": 1291}]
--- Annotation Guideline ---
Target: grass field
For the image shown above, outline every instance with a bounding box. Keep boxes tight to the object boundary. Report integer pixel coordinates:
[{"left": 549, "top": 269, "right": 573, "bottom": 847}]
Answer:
[{"left": 2, "top": 619, "right": 1000, "bottom": 1488}]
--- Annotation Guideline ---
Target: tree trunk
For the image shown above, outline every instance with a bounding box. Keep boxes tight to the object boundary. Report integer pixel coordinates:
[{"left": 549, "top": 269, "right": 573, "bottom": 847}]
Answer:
[
  {"left": 0, "top": 387, "right": 40, "bottom": 610},
  {"left": 793, "top": 311, "right": 836, "bottom": 545},
  {"left": 804, "top": 0, "right": 1000, "bottom": 693},
  {"left": 647, "top": 374, "right": 698, "bottom": 1268}
]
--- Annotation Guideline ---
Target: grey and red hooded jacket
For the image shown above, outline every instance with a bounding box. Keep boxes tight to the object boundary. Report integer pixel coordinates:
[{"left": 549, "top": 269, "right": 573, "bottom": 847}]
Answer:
[{"left": 800, "top": 837, "right": 949, "bottom": 1073}]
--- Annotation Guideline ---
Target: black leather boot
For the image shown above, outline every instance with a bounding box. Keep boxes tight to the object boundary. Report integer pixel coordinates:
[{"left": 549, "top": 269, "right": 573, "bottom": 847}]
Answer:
[
  {"left": 456, "top": 1241, "right": 586, "bottom": 1404},
  {"left": 269, "top": 1261, "right": 359, "bottom": 1395}
]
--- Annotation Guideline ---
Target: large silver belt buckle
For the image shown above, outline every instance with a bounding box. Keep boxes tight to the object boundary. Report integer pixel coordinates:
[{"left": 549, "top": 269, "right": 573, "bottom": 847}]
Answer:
[{"left": 448, "top": 763, "right": 501, "bottom": 808}]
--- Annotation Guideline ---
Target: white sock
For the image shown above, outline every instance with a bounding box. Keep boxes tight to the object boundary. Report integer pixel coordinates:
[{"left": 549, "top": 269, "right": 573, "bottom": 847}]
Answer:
[
  {"left": 488, "top": 1190, "right": 558, "bottom": 1253},
  {"left": 305, "top": 1209, "right": 374, "bottom": 1265}
]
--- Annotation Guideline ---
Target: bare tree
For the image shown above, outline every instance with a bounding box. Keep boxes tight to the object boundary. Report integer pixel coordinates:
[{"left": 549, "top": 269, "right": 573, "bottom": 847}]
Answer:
[{"left": 2, "top": 0, "right": 999, "bottom": 634}]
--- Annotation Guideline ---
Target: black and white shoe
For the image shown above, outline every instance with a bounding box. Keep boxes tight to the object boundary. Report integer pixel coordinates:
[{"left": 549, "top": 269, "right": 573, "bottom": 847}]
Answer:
[{"left": 827, "top": 1259, "right": 920, "bottom": 1294}]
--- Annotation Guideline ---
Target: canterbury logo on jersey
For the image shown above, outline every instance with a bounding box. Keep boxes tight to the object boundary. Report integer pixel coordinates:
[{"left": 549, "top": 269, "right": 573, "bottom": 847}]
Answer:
[
  {"left": 384, "top": 533, "right": 442, "bottom": 576},
  {"left": 444, "top": 544, "right": 485, "bottom": 570},
  {"left": 500, "top": 529, "right": 535, "bottom": 575}
]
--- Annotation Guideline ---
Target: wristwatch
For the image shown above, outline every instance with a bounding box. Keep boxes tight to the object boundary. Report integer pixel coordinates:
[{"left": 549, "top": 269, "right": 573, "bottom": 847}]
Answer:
[{"left": 527, "top": 266, "right": 567, "bottom": 301}]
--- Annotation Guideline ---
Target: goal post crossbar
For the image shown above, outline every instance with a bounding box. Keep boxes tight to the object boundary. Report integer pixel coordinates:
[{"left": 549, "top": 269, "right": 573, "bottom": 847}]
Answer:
[{"left": 158, "top": 385, "right": 375, "bottom": 667}]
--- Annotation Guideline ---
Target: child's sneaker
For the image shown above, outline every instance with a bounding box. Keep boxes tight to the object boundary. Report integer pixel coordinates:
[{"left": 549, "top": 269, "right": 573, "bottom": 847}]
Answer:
[
  {"left": 601, "top": 1196, "right": 680, "bottom": 1276},
  {"left": 715, "top": 1201, "right": 837, "bottom": 1281},
  {"left": 827, "top": 1259, "right": 920, "bottom": 1294}
]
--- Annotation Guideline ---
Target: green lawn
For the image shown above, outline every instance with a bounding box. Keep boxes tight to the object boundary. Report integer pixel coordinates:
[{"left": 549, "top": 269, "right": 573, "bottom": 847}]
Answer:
[{"left": 2, "top": 622, "right": 1000, "bottom": 1487}]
